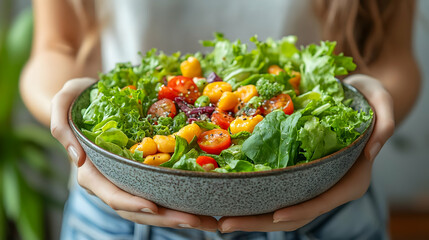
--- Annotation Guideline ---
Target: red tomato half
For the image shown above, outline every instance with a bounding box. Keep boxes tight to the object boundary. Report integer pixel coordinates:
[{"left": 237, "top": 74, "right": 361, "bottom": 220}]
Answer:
[
  {"left": 147, "top": 98, "right": 177, "bottom": 118},
  {"left": 197, "top": 129, "right": 231, "bottom": 155},
  {"left": 211, "top": 109, "right": 235, "bottom": 130},
  {"left": 196, "top": 156, "right": 219, "bottom": 171},
  {"left": 167, "top": 76, "right": 200, "bottom": 104},
  {"left": 261, "top": 93, "right": 294, "bottom": 116},
  {"left": 158, "top": 85, "right": 180, "bottom": 100}
]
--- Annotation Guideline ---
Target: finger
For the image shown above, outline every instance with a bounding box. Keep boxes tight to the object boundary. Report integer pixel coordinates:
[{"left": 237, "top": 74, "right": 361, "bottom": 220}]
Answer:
[
  {"left": 198, "top": 215, "right": 219, "bottom": 232},
  {"left": 344, "top": 75, "right": 395, "bottom": 161},
  {"left": 219, "top": 214, "right": 312, "bottom": 232},
  {"left": 50, "top": 78, "right": 97, "bottom": 166},
  {"left": 117, "top": 208, "right": 218, "bottom": 231},
  {"left": 273, "top": 153, "right": 372, "bottom": 223},
  {"left": 77, "top": 158, "right": 158, "bottom": 214}
]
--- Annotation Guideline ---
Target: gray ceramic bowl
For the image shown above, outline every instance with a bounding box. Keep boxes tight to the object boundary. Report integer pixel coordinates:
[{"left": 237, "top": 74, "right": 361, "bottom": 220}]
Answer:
[{"left": 69, "top": 83, "right": 374, "bottom": 216}]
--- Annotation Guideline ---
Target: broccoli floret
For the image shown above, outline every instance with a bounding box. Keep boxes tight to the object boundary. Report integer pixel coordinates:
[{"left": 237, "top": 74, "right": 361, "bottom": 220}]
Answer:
[
  {"left": 247, "top": 96, "right": 263, "bottom": 108},
  {"left": 235, "top": 96, "right": 264, "bottom": 117},
  {"left": 256, "top": 78, "right": 284, "bottom": 99}
]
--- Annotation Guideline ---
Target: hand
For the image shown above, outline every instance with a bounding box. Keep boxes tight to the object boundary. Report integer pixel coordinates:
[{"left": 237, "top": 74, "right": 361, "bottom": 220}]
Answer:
[
  {"left": 218, "top": 74, "right": 395, "bottom": 232},
  {"left": 50, "top": 78, "right": 218, "bottom": 231}
]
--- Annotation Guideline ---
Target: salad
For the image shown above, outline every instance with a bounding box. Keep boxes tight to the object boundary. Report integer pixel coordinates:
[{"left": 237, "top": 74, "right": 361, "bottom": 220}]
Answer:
[{"left": 79, "top": 33, "right": 372, "bottom": 173}]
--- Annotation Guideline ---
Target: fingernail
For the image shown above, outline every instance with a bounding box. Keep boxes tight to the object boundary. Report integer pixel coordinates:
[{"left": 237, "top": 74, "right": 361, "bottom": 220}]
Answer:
[
  {"left": 273, "top": 219, "right": 281, "bottom": 223},
  {"left": 369, "top": 142, "right": 381, "bottom": 161},
  {"left": 68, "top": 146, "right": 79, "bottom": 165},
  {"left": 178, "top": 224, "right": 193, "bottom": 229},
  {"left": 141, "top": 208, "right": 156, "bottom": 214},
  {"left": 220, "top": 227, "right": 232, "bottom": 233}
]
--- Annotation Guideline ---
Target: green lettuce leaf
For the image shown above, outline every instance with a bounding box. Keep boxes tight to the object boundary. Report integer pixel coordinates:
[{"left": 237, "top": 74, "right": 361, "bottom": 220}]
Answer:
[
  {"left": 298, "top": 41, "right": 356, "bottom": 101},
  {"left": 298, "top": 116, "right": 341, "bottom": 161},
  {"left": 172, "top": 149, "right": 205, "bottom": 172},
  {"left": 242, "top": 111, "right": 302, "bottom": 168}
]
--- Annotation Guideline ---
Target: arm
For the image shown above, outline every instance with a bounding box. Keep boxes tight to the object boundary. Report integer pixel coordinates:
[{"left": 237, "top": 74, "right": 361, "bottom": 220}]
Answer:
[
  {"left": 367, "top": 0, "right": 421, "bottom": 125},
  {"left": 21, "top": 0, "right": 217, "bottom": 231},
  {"left": 218, "top": 0, "right": 420, "bottom": 232},
  {"left": 20, "top": 0, "right": 100, "bottom": 126}
]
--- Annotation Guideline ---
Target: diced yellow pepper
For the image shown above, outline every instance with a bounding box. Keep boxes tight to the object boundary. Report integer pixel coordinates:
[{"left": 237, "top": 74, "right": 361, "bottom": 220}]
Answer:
[
  {"left": 235, "top": 85, "right": 258, "bottom": 103},
  {"left": 143, "top": 153, "right": 171, "bottom": 166},
  {"left": 180, "top": 56, "right": 202, "bottom": 78},
  {"left": 129, "top": 137, "right": 157, "bottom": 157},
  {"left": 229, "top": 115, "right": 264, "bottom": 134},
  {"left": 153, "top": 135, "right": 176, "bottom": 153},
  {"left": 217, "top": 92, "right": 239, "bottom": 111},
  {"left": 174, "top": 123, "right": 202, "bottom": 143},
  {"left": 202, "top": 82, "right": 232, "bottom": 104}
]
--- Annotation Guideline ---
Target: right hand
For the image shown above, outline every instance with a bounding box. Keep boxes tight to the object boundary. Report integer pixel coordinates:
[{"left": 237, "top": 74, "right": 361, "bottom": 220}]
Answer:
[{"left": 50, "top": 78, "right": 218, "bottom": 231}]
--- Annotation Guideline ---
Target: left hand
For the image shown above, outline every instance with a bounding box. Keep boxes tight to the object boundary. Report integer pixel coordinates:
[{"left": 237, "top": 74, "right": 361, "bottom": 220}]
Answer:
[{"left": 218, "top": 74, "right": 395, "bottom": 232}]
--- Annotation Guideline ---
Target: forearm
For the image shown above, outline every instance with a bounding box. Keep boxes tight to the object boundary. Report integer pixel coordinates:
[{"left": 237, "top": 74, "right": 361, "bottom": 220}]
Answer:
[
  {"left": 20, "top": 48, "right": 99, "bottom": 126},
  {"left": 366, "top": 50, "right": 421, "bottom": 125}
]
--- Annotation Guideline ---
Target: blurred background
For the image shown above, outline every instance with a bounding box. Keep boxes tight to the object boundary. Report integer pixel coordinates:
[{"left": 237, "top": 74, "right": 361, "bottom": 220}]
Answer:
[{"left": 0, "top": 0, "right": 428, "bottom": 239}]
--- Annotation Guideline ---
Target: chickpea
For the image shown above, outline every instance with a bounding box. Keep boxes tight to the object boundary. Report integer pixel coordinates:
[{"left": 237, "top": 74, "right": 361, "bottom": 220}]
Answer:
[
  {"left": 153, "top": 135, "right": 176, "bottom": 153},
  {"left": 129, "top": 137, "right": 157, "bottom": 157},
  {"left": 143, "top": 153, "right": 171, "bottom": 166},
  {"left": 229, "top": 115, "right": 264, "bottom": 134},
  {"left": 202, "top": 82, "right": 233, "bottom": 104}
]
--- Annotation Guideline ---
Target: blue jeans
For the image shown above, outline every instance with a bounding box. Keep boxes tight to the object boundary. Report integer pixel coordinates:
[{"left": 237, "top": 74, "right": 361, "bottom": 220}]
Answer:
[{"left": 61, "top": 181, "right": 388, "bottom": 240}]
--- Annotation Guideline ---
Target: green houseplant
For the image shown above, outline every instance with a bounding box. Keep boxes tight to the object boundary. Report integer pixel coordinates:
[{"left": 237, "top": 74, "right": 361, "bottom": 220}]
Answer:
[{"left": 0, "top": 5, "right": 65, "bottom": 240}]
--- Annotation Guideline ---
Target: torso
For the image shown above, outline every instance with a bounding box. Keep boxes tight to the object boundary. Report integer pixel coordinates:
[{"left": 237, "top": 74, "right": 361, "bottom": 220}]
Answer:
[{"left": 96, "top": 0, "right": 321, "bottom": 71}]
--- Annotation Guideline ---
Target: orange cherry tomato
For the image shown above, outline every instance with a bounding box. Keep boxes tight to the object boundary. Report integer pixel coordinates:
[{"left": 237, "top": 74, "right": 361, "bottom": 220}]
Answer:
[
  {"left": 196, "top": 156, "right": 219, "bottom": 171},
  {"left": 197, "top": 129, "right": 231, "bottom": 155},
  {"left": 147, "top": 98, "right": 177, "bottom": 118},
  {"left": 122, "top": 85, "right": 137, "bottom": 90},
  {"left": 211, "top": 109, "right": 235, "bottom": 130},
  {"left": 268, "top": 65, "right": 285, "bottom": 75},
  {"left": 289, "top": 71, "right": 301, "bottom": 95},
  {"left": 167, "top": 76, "right": 200, "bottom": 104},
  {"left": 261, "top": 93, "right": 294, "bottom": 116}
]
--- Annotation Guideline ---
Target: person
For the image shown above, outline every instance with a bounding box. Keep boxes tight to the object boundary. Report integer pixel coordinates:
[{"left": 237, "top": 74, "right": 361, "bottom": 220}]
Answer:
[{"left": 20, "top": 0, "right": 421, "bottom": 239}]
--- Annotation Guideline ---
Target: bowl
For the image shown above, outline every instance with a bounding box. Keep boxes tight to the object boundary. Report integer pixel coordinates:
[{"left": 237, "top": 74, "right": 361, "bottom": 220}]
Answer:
[{"left": 69, "top": 83, "right": 374, "bottom": 216}]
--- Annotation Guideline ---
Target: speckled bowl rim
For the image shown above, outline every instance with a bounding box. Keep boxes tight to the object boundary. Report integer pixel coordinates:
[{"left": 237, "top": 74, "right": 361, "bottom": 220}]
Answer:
[{"left": 69, "top": 82, "right": 375, "bottom": 179}]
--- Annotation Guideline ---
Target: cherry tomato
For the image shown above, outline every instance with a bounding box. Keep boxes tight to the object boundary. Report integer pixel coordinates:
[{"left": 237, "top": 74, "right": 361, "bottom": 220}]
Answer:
[
  {"left": 197, "top": 129, "right": 231, "bottom": 155},
  {"left": 167, "top": 76, "right": 201, "bottom": 104},
  {"left": 122, "top": 85, "right": 137, "bottom": 90},
  {"left": 147, "top": 99, "right": 177, "bottom": 118},
  {"left": 268, "top": 65, "right": 285, "bottom": 75},
  {"left": 196, "top": 156, "right": 219, "bottom": 171},
  {"left": 211, "top": 109, "right": 235, "bottom": 130},
  {"left": 289, "top": 71, "right": 301, "bottom": 95},
  {"left": 158, "top": 85, "right": 180, "bottom": 100},
  {"left": 261, "top": 93, "right": 294, "bottom": 116}
]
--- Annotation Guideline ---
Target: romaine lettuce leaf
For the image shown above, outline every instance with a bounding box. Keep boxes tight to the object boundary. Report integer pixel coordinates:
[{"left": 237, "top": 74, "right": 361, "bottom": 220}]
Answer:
[{"left": 242, "top": 111, "right": 302, "bottom": 168}]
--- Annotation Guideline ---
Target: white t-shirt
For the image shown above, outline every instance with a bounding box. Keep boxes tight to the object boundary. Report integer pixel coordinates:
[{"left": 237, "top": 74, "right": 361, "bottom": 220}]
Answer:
[{"left": 96, "top": 0, "right": 321, "bottom": 72}]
